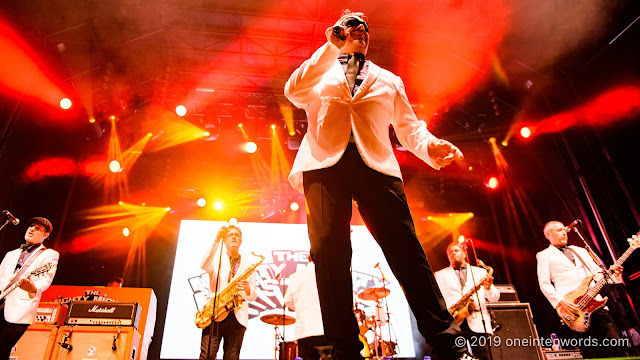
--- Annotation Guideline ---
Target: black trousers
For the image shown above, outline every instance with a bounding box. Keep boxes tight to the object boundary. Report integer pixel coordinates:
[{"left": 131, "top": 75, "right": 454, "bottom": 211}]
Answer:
[
  {"left": 459, "top": 320, "right": 490, "bottom": 360},
  {"left": 199, "top": 314, "right": 246, "bottom": 360},
  {"left": 303, "top": 144, "right": 462, "bottom": 360},
  {"left": 298, "top": 335, "right": 331, "bottom": 360},
  {"left": 576, "top": 308, "right": 627, "bottom": 358},
  {"left": 0, "top": 307, "right": 29, "bottom": 360}
]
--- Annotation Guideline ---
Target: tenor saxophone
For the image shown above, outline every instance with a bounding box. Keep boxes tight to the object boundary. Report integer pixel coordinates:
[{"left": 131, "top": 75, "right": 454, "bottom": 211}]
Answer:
[
  {"left": 448, "top": 259, "right": 493, "bottom": 324},
  {"left": 194, "top": 252, "right": 265, "bottom": 329}
]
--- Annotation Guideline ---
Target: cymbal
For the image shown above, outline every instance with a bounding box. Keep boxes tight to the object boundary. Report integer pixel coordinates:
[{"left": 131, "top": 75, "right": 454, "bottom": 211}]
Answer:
[
  {"left": 260, "top": 314, "right": 296, "bottom": 326},
  {"left": 357, "top": 287, "right": 390, "bottom": 301}
]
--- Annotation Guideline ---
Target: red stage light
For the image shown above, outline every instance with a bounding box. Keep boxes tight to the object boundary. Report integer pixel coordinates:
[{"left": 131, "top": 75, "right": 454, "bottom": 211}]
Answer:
[
  {"left": 59, "top": 98, "right": 72, "bottom": 109},
  {"left": 175, "top": 105, "right": 187, "bottom": 117},
  {"left": 486, "top": 176, "right": 499, "bottom": 189},
  {"left": 520, "top": 126, "right": 531, "bottom": 139},
  {"left": 245, "top": 142, "right": 257, "bottom": 153}
]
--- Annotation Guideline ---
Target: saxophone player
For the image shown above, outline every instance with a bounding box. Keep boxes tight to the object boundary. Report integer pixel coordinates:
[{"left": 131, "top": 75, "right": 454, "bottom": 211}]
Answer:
[
  {"left": 199, "top": 224, "right": 257, "bottom": 360},
  {"left": 434, "top": 243, "right": 499, "bottom": 360}
]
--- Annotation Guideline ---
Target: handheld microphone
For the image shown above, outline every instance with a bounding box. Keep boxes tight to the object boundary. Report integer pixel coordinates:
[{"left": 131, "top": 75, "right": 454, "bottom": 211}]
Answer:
[
  {"left": 2, "top": 210, "right": 19, "bottom": 225},
  {"left": 332, "top": 25, "right": 346, "bottom": 40},
  {"left": 565, "top": 219, "right": 581, "bottom": 232}
]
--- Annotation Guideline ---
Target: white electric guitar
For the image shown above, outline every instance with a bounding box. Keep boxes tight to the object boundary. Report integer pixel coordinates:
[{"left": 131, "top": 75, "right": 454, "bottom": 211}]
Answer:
[{"left": 0, "top": 262, "right": 53, "bottom": 309}]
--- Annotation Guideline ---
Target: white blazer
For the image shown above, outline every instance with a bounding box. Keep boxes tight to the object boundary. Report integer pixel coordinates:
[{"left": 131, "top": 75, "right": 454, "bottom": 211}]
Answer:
[
  {"left": 0, "top": 245, "right": 59, "bottom": 324},
  {"left": 285, "top": 42, "right": 441, "bottom": 193},
  {"left": 200, "top": 240, "right": 258, "bottom": 329},
  {"left": 434, "top": 265, "right": 499, "bottom": 334},
  {"left": 283, "top": 262, "right": 324, "bottom": 340},
  {"left": 536, "top": 244, "right": 616, "bottom": 309}
]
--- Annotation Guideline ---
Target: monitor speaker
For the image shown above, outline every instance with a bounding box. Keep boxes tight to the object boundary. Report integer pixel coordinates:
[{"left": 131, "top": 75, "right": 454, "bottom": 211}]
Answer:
[
  {"left": 51, "top": 325, "right": 140, "bottom": 360},
  {"left": 487, "top": 302, "right": 545, "bottom": 360}
]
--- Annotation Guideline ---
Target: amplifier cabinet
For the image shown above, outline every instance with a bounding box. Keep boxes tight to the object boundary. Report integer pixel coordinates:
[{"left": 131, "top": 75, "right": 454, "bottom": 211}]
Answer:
[
  {"left": 487, "top": 302, "right": 545, "bottom": 360},
  {"left": 489, "top": 284, "right": 520, "bottom": 303},
  {"left": 51, "top": 326, "right": 140, "bottom": 360},
  {"left": 35, "top": 302, "right": 68, "bottom": 325},
  {"left": 66, "top": 301, "right": 141, "bottom": 328},
  {"left": 10, "top": 324, "right": 58, "bottom": 360}
]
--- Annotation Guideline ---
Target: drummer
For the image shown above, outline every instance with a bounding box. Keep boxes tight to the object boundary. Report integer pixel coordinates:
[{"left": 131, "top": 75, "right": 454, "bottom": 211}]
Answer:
[{"left": 284, "top": 255, "right": 331, "bottom": 360}]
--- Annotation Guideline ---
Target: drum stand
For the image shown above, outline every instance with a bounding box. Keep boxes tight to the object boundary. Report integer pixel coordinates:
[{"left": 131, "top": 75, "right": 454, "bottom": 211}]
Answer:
[{"left": 271, "top": 324, "right": 284, "bottom": 360}]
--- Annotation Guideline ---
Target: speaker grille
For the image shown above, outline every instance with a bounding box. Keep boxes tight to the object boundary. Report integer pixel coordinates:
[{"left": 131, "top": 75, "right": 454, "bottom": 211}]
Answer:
[{"left": 487, "top": 302, "right": 545, "bottom": 360}]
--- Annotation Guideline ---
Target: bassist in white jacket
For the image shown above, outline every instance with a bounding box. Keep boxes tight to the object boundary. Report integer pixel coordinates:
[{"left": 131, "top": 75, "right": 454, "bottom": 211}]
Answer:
[
  {"left": 0, "top": 217, "right": 58, "bottom": 358},
  {"left": 536, "top": 220, "right": 625, "bottom": 358}
]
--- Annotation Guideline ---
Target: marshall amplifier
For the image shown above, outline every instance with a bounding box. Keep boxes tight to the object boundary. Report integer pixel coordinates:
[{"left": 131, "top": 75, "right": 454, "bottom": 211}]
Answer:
[{"left": 65, "top": 301, "right": 141, "bottom": 329}]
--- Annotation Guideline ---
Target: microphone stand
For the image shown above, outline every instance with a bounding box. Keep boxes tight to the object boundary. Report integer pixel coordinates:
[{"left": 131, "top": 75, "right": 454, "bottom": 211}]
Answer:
[
  {"left": 376, "top": 266, "right": 395, "bottom": 358},
  {"left": 206, "top": 238, "right": 225, "bottom": 360},
  {"left": 0, "top": 219, "right": 12, "bottom": 234},
  {"left": 571, "top": 227, "right": 631, "bottom": 344},
  {"left": 466, "top": 239, "right": 493, "bottom": 360},
  {"left": 279, "top": 273, "right": 287, "bottom": 356}
]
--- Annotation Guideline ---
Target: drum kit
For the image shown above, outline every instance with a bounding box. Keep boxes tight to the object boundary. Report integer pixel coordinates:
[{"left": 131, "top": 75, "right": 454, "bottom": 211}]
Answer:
[
  {"left": 260, "top": 313, "right": 298, "bottom": 360},
  {"left": 355, "top": 286, "right": 398, "bottom": 358},
  {"left": 260, "top": 267, "right": 398, "bottom": 360}
]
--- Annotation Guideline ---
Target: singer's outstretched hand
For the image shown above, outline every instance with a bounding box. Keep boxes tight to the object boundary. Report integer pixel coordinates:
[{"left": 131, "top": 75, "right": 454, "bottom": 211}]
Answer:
[{"left": 428, "top": 139, "right": 464, "bottom": 167}]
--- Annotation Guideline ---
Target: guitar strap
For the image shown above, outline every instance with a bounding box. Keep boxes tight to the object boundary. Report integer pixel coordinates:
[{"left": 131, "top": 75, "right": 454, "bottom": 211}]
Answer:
[
  {"left": 2, "top": 246, "right": 46, "bottom": 293},
  {"left": 567, "top": 246, "right": 599, "bottom": 278}
]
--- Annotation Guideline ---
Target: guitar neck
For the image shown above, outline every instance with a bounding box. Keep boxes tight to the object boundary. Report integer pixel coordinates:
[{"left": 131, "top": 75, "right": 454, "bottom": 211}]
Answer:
[{"left": 590, "top": 245, "right": 636, "bottom": 295}]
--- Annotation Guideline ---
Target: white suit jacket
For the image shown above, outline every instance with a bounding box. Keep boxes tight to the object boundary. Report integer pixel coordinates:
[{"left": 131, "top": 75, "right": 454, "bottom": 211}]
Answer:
[
  {"left": 283, "top": 262, "right": 324, "bottom": 340},
  {"left": 200, "top": 240, "right": 258, "bottom": 328},
  {"left": 434, "top": 265, "right": 499, "bottom": 334},
  {"left": 285, "top": 42, "right": 442, "bottom": 193},
  {"left": 0, "top": 245, "right": 59, "bottom": 324},
  {"left": 536, "top": 244, "right": 617, "bottom": 309}
]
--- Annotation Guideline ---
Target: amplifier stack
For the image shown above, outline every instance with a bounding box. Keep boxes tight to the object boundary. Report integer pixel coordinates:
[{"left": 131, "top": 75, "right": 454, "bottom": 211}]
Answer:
[{"left": 11, "top": 301, "right": 141, "bottom": 360}]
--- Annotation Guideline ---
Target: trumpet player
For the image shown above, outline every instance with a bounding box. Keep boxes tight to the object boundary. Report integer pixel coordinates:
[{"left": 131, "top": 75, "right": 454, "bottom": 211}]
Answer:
[
  {"left": 199, "top": 224, "right": 257, "bottom": 360},
  {"left": 434, "top": 243, "right": 499, "bottom": 360}
]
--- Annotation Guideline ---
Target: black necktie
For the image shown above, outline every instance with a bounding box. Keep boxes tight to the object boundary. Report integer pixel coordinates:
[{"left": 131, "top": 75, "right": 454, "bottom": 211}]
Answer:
[
  {"left": 455, "top": 266, "right": 466, "bottom": 287},
  {"left": 345, "top": 54, "right": 359, "bottom": 93},
  {"left": 558, "top": 246, "right": 575, "bottom": 264}
]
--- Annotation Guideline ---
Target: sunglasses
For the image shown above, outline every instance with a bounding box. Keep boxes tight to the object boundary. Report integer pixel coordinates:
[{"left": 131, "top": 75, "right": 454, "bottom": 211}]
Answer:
[{"left": 343, "top": 18, "right": 369, "bottom": 33}]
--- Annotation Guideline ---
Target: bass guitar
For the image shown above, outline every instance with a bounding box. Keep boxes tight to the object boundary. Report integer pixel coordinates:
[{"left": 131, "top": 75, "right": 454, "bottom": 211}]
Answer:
[
  {"left": 557, "top": 233, "right": 639, "bottom": 332},
  {"left": 0, "top": 262, "right": 54, "bottom": 310}
]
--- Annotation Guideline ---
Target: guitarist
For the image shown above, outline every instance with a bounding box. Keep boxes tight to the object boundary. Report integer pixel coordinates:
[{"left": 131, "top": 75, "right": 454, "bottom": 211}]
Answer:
[
  {"left": 199, "top": 224, "right": 257, "bottom": 360},
  {"left": 0, "top": 217, "right": 58, "bottom": 358},
  {"left": 536, "top": 220, "right": 626, "bottom": 358},
  {"left": 435, "top": 243, "right": 499, "bottom": 360}
]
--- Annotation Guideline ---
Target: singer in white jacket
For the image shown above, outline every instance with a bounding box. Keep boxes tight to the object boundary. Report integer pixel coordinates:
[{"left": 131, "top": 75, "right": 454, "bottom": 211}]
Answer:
[
  {"left": 285, "top": 9, "right": 470, "bottom": 360},
  {"left": 0, "top": 217, "right": 58, "bottom": 358}
]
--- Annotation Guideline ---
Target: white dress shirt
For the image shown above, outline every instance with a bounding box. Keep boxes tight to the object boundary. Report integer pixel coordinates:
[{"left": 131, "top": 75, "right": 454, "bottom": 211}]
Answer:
[{"left": 283, "top": 262, "right": 324, "bottom": 340}]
